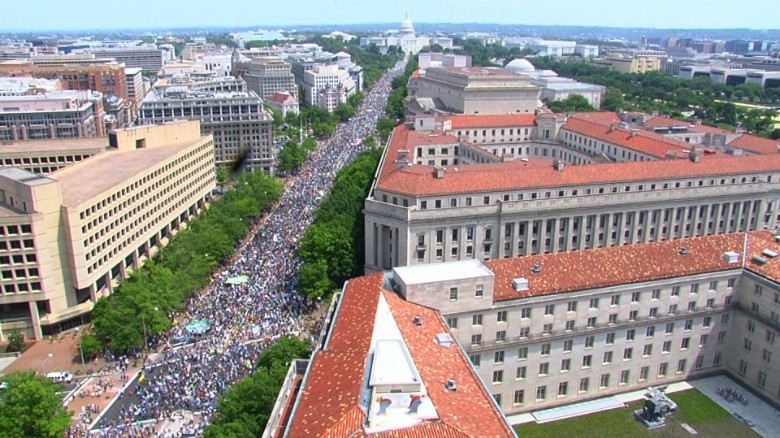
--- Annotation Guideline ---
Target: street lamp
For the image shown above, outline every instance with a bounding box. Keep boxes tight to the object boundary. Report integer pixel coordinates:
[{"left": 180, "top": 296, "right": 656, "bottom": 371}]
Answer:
[
  {"left": 42, "top": 352, "right": 53, "bottom": 375},
  {"left": 75, "top": 327, "right": 86, "bottom": 374}
]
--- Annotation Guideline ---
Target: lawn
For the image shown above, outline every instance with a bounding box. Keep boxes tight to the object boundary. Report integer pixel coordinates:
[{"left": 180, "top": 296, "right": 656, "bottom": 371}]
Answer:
[{"left": 514, "top": 389, "right": 760, "bottom": 438}]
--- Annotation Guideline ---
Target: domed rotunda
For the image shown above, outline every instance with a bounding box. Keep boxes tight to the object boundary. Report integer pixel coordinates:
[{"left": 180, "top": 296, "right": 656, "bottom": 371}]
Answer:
[{"left": 505, "top": 58, "right": 536, "bottom": 73}]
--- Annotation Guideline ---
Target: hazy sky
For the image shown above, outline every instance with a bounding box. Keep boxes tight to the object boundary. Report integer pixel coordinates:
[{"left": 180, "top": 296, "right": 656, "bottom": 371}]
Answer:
[{"left": 1, "top": 0, "right": 776, "bottom": 31}]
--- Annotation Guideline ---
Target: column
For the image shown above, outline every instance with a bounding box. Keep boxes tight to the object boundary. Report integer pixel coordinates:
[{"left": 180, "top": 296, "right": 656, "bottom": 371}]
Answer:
[
  {"left": 524, "top": 221, "right": 533, "bottom": 257},
  {"left": 105, "top": 271, "right": 113, "bottom": 292},
  {"left": 702, "top": 204, "right": 712, "bottom": 236},
  {"left": 29, "top": 301, "right": 42, "bottom": 340},
  {"left": 606, "top": 212, "right": 615, "bottom": 247},
  {"left": 88, "top": 284, "right": 97, "bottom": 303},
  {"left": 551, "top": 218, "right": 560, "bottom": 253},
  {"left": 565, "top": 216, "right": 575, "bottom": 251},
  {"left": 724, "top": 202, "right": 734, "bottom": 233}
]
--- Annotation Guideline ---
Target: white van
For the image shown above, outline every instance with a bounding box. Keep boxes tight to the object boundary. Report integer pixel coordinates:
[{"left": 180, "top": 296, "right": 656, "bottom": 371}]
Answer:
[{"left": 46, "top": 371, "right": 73, "bottom": 383}]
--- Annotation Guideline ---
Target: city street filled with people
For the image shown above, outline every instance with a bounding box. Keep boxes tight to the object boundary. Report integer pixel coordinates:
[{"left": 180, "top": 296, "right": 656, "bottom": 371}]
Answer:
[{"left": 83, "top": 59, "right": 406, "bottom": 437}]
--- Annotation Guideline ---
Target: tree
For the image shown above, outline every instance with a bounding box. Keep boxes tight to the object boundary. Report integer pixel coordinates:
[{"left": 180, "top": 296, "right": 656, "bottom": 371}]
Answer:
[
  {"left": 204, "top": 337, "right": 311, "bottom": 437},
  {"left": 79, "top": 333, "right": 102, "bottom": 360},
  {"left": 6, "top": 331, "right": 23, "bottom": 353},
  {"left": 547, "top": 94, "right": 595, "bottom": 113},
  {"left": 376, "top": 117, "right": 399, "bottom": 142},
  {"left": 0, "top": 371, "right": 73, "bottom": 438},
  {"left": 334, "top": 103, "right": 355, "bottom": 122},
  {"left": 216, "top": 167, "right": 231, "bottom": 193}
]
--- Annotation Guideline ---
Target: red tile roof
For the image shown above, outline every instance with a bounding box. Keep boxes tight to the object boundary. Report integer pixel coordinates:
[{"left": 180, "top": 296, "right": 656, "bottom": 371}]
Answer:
[
  {"left": 729, "top": 134, "right": 780, "bottom": 155},
  {"left": 486, "top": 233, "right": 749, "bottom": 301},
  {"left": 561, "top": 117, "right": 691, "bottom": 158},
  {"left": 744, "top": 231, "right": 780, "bottom": 284},
  {"left": 287, "top": 272, "right": 515, "bottom": 437},
  {"left": 643, "top": 116, "right": 735, "bottom": 136},
  {"left": 570, "top": 111, "right": 621, "bottom": 126},
  {"left": 287, "top": 273, "right": 383, "bottom": 438},
  {"left": 268, "top": 92, "right": 296, "bottom": 104},
  {"left": 382, "top": 290, "right": 515, "bottom": 437},
  {"left": 447, "top": 114, "right": 536, "bottom": 129},
  {"left": 376, "top": 124, "right": 780, "bottom": 197}
]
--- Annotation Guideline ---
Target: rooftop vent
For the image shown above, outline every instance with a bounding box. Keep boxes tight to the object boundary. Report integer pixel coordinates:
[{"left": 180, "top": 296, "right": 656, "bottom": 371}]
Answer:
[
  {"left": 434, "top": 166, "right": 445, "bottom": 179},
  {"left": 554, "top": 160, "right": 565, "bottom": 172},
  {"left": 688, "top": 151, "right": 700, "bottom": 163},
  {"left": 445, "top": 378, "right": 457, "bottom": 391},
  {"left": 531, "top": 264, "right": 542, "bottom": 274},
  {"left": 413, "top": 315, "right": 422, "bottom": 326},
  {"left": 678, "top": 246, "right": 688, "bottom": 256},
  {"left": 723, "top": 251, "right": 740, "bottom": 264},
  {"left": 609, "top": 124, "right": 618, "bottom": 132},
  {"left": 763, "top": 249, "right": 778, "bottom": 258},
  {"left": 752, "top": 254, "right": 768, "bottom": 265},
  {"left": 630, "top": 129, "right": 640, "bottom": 138},
  {"left": 435, "top": 333, "right": 453, "bottom": 348},
  {"left": 512, "top": 277, "right": 529, "bottom": 292}
]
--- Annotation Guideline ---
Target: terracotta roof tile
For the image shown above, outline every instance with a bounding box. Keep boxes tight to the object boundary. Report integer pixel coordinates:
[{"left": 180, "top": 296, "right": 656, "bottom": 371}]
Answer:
[
  {"left": 486, "top": 233, "right": 748, "bottom": 301},
  {"left": 376, "top": 123, "right": 780, "bottom": 196},
  {"left": 287, "top": 273, "right": 384, "bottom": 437},
  {"left": 447, "top": 114, "right": 536, "bottom": 129},
  {"left": 561, "top": 117, "right": 690, "bottom": 158},
  {"left": 729, "top": 134, "right": 780, "bottom": 155},
  {"left": 744, "top": 231, "right": 780, "bottom": 284},
  {"left": 383, "top": 290, "right": 515, "bottom": 437},
  {"left": 569, "top": 111, "right": 622, "bottom": 126}
]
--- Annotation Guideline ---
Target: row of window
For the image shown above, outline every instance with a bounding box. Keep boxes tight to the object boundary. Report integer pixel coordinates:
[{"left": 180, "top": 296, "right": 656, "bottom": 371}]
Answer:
[
  {"left": 416, "top": 175, "right": 775, "bottom": 211},
  {"left": 496, "top": 359, "right": 692, "bottom": 406}
]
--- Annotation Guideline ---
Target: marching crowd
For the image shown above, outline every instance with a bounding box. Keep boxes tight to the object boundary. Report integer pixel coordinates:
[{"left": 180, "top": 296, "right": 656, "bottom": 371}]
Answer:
[{"left": 82, "top": 59, "right": 406, "bottom": 437}]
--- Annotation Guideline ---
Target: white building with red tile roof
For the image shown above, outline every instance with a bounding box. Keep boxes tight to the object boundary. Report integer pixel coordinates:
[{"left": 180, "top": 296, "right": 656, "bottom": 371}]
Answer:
[
  {"left": 364, "top": 112, "right": 780, "bottom": 273},
  {"left": 268, "top": 231, "right": 780, "bottom": 428}
]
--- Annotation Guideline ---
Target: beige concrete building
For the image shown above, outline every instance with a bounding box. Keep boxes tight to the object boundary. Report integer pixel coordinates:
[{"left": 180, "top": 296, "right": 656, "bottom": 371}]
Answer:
[
  {"left": 233, "top": 56, "right": 297, "bottom": 101},
  {"left": 364, "top": 113, "right": 780, "bottom": 273},
  {"left": 390, "top": 230, "right": 780, "bottom": 413},
  {"left": 592, "top": 55, "right": 663, "bottom": 74},
  {"left": 407, "top": 67, "right": 540, "bottom": 116},
  {"left": 0, "top": 121, "right": 215, "bottom": 340}
]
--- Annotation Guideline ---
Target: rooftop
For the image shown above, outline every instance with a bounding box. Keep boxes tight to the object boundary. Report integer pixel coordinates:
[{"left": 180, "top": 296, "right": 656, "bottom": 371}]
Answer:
[
  {"left": 729, "top": 134, "right": 780, "bottom": 155},
  {"left": 286, "top": 272, "right": 515, "bottom": 437},
  {"left": 0, "top": 137, "right": 108, "bottom": 154},
  {"left": 437, "top": 66, "right": 522, "bottom": 77},
  {"left": 53, "top": 135, "right": 205, "bottom": 206},
  {"left": 376, "top": 123, "right": 780, "bottom": 197},
  {"left": 486, "top": 233, "right": 749, "bottom": 301},
  {"left": 561, "top": 117, "right": 691, "bottom": 159},
  {"left": 394, "top": 259, "right": 493, "bottom": 285}
]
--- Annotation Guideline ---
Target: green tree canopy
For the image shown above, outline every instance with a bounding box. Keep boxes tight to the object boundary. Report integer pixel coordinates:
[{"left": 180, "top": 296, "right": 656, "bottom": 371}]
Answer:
[
  {"left": 204, "top": 337, "right": 311, "bottom": 438},
  {"left": 0, "top": 371, "right": 73, "bottom": 438}
]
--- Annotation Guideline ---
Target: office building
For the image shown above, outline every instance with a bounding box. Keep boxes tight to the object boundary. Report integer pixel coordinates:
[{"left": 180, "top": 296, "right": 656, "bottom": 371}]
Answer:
[
  {"left": 0, "top": 90, "right": 105, "bottom": 141},
  {"left": 0, "top": 121, "right": 215, "bottom": 340},
  {"left": 407, "top": 67, "right": 541, "bottom": 116},
  {"left": 125, "top": 67, "right": 146, "bottom": 105},
  {"left": 233, "top": 56, "right": 297, "bottom": 100},
  {"left": 0, "top": 56, "right": 130, "bottom": 103},
  {"left": 391, "top": 230, "right": 780, "bottom": 414},
  {"left": 301, "top": 64, "right": 355, "bottom": 110},
  {"left": 363, "top": 113, "right": 780, "bottom": 273},
  {"left": 418, "top": 52, "right": 472, "bottom": 69},
  {"left": 89, "top": 47, "right": 164, "bottom": 72},
  {"left": 263, "top": 271, "right": 516, "bottom": 437},
  {"left": 0, "top": 77, "right": 61, "bottom": 96},
  {"left": 592, "top": 55, "right": 663, "bottom": 74},
  {"left": 138, "top": 76, "right": 274, "bottom": 173}
]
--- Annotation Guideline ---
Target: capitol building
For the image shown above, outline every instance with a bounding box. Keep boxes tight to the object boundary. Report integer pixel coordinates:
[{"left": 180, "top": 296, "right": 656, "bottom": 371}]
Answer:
[{"left": 359, "top": 15, "right": 451, "bottom": 55}]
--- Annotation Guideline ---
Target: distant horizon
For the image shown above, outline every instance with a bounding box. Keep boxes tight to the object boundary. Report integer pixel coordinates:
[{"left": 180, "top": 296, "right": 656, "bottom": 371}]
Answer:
[
  {"left": 3, "top": 22, "right": 780, "bottom": 35},
  {"left": 1, "top": 0, "right": 778, "bottom": 33}
]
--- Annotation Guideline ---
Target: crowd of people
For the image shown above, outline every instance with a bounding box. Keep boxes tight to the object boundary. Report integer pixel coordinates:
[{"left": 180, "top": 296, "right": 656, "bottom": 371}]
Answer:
[{"left": 84, "top": 59, "right": 407, "bottom": 437}]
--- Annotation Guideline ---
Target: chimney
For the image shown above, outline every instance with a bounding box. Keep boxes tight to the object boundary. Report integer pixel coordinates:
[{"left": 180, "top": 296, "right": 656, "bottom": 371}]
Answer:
[
  {"left": 434, "top": 166, "right": 445, "bottom": 179},
  {"left": 445, "top": 378, "right": 457, "bottom": 391},
  {"left": 688, "top": 151, "right": 700, "bottom": 163},
  {"left": 609, "top": 124, "right": 618, "bottom": 132},
  {"left": 531, "top": 264, "right": 542, "bottom": 274},
  {"left": 413, "top": 315, "right": 422, "bottom": 326},
  {"left": 630, "top": 129, "right": 639, "bottom": 138},
  {"left": 554, "top": 160, "right": 565, "bottom": 172}
]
